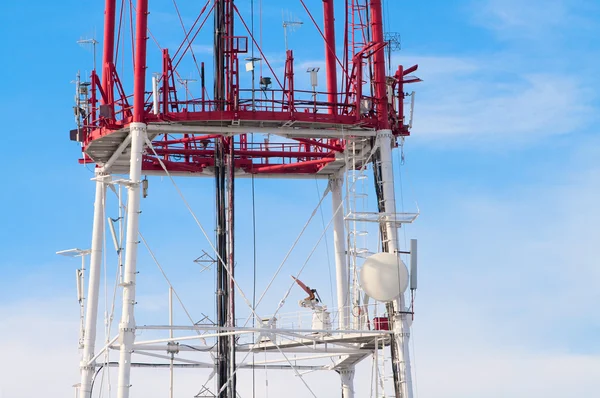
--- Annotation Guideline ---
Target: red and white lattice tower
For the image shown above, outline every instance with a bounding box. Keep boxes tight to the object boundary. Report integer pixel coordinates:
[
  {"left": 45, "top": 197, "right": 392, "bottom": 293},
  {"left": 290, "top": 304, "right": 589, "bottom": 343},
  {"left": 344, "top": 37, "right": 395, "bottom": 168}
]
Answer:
[{"left": 69, "top": 1, "right": 421, "bottom": 398}]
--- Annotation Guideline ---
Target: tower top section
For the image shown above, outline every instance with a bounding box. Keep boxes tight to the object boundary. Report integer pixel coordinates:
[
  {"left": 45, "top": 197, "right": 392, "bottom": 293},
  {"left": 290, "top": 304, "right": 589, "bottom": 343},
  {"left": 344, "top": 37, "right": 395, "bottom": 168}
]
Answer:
[{"left": 71, "top": 0, "right": 420, "bottom": 177}]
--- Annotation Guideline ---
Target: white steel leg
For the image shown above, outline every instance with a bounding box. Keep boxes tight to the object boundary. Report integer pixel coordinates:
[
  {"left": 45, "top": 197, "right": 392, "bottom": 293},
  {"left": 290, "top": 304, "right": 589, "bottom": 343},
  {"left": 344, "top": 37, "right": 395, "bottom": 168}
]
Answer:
[
  {"left": 392, "top": 308, "right": 413, "bottom": 398},
  {"left": 117, "top": 123, "right": 146, "bottom": 398},
  {"left": 340, "top": 367, "right": 355, "bottom": 398},
  {"left": 169, "top": 287, "right": 174, "bottom": 398},
  {"left": 376, "top": 129, "right": 413, "bottom": 398},
  {"left": 330, "top": 176, "right": 349, "bottom": 330},
  {"left": 79, "top": 171, "right": 108, "bottom": 398},
  {"left": 332, "top": 175, "right": 355, "bottom": 398},
  {"left": 376, "top": 130, "right": 398, "bottom": 252}
]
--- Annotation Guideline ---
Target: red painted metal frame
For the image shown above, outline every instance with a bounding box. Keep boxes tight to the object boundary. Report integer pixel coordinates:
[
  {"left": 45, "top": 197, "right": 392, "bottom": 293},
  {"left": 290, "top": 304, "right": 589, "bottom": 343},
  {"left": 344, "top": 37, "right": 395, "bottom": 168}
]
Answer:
[
  {"left": 79, "top": 0, "right": 420, "bottom": 176},
  {"left": 323, "top": 0, "right": 338, "bottom": 115},
  {"left": 369, "top": 0, "right": 389, "bottom": 130},
  {"left": 133, "top": 0, "right": 149, "bottom": 122},
  {"left": 101, "top": 0, "right": 116, "bottom": 105}
]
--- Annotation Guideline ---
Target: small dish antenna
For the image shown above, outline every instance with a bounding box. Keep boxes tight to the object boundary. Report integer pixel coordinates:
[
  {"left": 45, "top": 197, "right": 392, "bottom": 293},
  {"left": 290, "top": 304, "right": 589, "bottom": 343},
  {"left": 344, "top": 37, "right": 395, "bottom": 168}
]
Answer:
[{"left": 359, "top": 252, "right": 409, "bottom": 302}]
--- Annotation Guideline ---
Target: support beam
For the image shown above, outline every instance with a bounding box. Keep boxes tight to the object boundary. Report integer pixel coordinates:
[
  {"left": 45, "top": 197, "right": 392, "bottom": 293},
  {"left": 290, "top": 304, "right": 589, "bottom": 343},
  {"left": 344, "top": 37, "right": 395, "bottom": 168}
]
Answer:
[
  {"left": 376, "top": 129, "right": 413, "bottom": 398},
  {"left": 144, "top": 124, "right": 377, "bottom": 138},
  {"left": 330, "top": 176, "right": 349, "bottom": 329},
  {"left": 117, "top": 1, "right": 148, "bottom": 391},
  {"left": 169, "top": 287, "right": 174, "bottom": 398},
  {"left": 99, "top": 134, "right": 133, "bottom": 173},
  {"left": 79, "top": 172, "right": 108, "bottom": 398},
  {"left": 116, "top": 123, "right": 146, "bottom": 398},
  {"left": 105, "top": 362, "right": 323, "bottom": 371}
]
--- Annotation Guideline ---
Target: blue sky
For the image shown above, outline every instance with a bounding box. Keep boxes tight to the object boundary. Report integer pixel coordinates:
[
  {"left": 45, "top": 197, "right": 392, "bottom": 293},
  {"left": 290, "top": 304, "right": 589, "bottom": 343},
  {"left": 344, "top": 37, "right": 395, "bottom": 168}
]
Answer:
[{"left": 0, "top": 0, "right": 599, "bottom": 397}]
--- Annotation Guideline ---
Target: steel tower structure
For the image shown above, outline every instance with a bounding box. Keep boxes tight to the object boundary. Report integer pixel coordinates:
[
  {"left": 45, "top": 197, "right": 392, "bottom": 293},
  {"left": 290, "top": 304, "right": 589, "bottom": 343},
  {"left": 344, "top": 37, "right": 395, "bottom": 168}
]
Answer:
[{"left": 70, "top": 1, "right": 421, "bottom": 398}]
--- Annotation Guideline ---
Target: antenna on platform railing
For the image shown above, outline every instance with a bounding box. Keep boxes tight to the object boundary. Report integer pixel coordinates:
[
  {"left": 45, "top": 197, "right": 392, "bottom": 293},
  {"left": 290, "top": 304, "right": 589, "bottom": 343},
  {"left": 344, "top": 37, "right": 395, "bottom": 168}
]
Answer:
[
  {"left": 77, "top": 37, "right": 99, "bottom": 72},
  {"left": 307, "top": 67, "right": 320, "bottom": 112},
  {"left": 244, "top": 57, "right": 262, "bottom": 110},
  {"left": 152, "top": 72, "right": 160, "bottom": 115},
  {"left": 282, "top": 10, "right": 303, "bottom": 51},
  {"left": 56, "top": 248, "right": 91, "bottom": 349},
  {"left": 178, "top": 77, "right": 197, "bottom": 111},
  {"left": 71, "top": 71, "right": 90, "bottom": 143}
]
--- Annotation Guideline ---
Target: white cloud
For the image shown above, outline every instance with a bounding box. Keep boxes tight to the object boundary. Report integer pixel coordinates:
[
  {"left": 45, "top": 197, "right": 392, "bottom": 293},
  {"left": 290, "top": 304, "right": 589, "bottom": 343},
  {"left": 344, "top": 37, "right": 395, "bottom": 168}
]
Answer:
[
  {"left": 396, "top": 139, "right": 600, "bottom": 397},
  {"left": 385, "top": 1, "right": 599, "bottom": 145},
  {"left": 414, "top": 69, "right": 594, "bottom": 143},
  {"left": 412, "top": 352, "right": 600, "bottom": 398},
  {"left": 472, "top": 0, "right": 569, "bottom": 38},
  {"left": 392, "top": 49, "right": 597, "bottom": 145},
  {"left": 0, "top": 299, "right": 80, "bottom": 398},
  {"left": 470, "top": 0, "right": 596, "bottom": 41}
]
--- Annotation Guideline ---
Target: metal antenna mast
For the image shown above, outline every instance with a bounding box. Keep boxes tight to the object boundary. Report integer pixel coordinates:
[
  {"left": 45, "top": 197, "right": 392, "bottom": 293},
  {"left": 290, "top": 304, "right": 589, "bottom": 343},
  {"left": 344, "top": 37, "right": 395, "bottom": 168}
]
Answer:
[
  {"left": 282, "top": 11, "right": 303, "bottom": 51},
  {"left": 77, "top": 38, "right": 99, "bottom": 72},
  {"left": 178, "top": 77, "right": 197, "bottom": 110},
  {"left": 215, "top": 1, "right": 236, "bottom": 397}
]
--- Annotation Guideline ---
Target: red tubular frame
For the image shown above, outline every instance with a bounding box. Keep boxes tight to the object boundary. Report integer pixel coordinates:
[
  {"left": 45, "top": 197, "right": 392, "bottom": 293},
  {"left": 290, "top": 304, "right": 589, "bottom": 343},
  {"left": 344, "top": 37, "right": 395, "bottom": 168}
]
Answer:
[
  {"left": 150, "top": 148, "right": 336, "bottom": 159},
  {"left": 101, "top": 0, "right": 116, "bottom": 105},
  {"left": 283, "top": 50, "right": 296, "bottom": 113},
  {"left": 81, "top": 0, "right": 420, "bottom": 176},
  {"left": 369, "top": 0, "right": 389, "bottom": 129},
  {"left": 323, "top": 0, "right": 338, "bottom": 115},
  {"left": 397, "top": 65, "right": 404, "bottom": 128},
  {"left": 133, "top": 0, "right": 149, "bottom": 122}
]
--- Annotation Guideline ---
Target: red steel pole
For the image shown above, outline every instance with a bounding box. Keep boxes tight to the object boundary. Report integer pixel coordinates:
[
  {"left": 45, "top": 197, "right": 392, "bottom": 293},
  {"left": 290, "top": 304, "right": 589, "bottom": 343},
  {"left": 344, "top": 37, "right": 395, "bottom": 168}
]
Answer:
[
  {"left": 102, "top": 0, "right": 116, "bottom": 104},
  {"left": 369, "top": 0, "right": 389, "bottom": 129},
  {"left": 397, "top": 65, "right": 405, "bottom": 129},
  {"left": 133, "top": 0, "right": 149, "bottom": 122},
  {"left": 323, "top": 0, "right": 338, "bottom": 115}
]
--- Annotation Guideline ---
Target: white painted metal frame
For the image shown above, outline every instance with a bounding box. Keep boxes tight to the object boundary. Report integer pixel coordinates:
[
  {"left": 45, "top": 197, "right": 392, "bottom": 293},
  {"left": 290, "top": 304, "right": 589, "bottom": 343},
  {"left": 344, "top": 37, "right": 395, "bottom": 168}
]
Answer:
[
  {"left": 104, "top": 325, "right": 382, "bottom": 374},
  {"left": 116, "top": 123, "right": 146, "bottom": 398},
  {"left": 79, "top": 172, "right": 109, "bottom": 398},
  {"left": 330, "top": 175, "right": 349, "bottom": 330},
  {"left": 74, "top": 124, "right": 417, "bottom": 398},
  {"left": 146, "top": 123, "right": 377, "bottom": 138}
]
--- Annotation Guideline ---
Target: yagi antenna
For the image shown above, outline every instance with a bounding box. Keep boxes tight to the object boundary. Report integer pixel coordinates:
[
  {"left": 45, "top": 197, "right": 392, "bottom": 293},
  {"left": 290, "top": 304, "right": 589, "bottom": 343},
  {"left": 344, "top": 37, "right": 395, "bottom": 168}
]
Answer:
[
  {"left": 77, "top": 37, "right": 99, "bottom": 72},
  {"left": 194, "top": 250, "right": 216, "bottom": 274},
  {"left": 282, "top": 10, "right": 303, "bottom": 51}
]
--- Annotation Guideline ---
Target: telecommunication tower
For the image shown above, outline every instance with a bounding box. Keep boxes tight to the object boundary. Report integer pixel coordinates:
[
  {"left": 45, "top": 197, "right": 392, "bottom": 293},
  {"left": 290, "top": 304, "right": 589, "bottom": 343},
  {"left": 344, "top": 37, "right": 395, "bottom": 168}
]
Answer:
[{"left": 67, "top": 1, "right": 422, "bottom": 398}]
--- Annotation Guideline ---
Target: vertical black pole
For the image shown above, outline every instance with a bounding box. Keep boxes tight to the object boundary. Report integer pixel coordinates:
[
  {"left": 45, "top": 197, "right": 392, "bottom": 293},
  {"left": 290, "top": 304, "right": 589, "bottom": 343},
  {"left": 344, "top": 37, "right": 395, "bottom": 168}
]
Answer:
[
  {"left": 214, "top": 0, "right": 225, "bottom": 111},
  {"left": 215, "top": 1, "right": 231, "bottom": 397},
  {"left": 216, "top": 140, "right": 229, "bottom": 398}
]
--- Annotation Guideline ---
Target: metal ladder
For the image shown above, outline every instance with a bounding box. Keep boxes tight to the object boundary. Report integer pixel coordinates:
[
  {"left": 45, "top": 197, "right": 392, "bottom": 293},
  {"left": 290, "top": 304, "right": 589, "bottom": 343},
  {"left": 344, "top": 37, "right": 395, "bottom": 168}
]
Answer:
[
  {"left": 373, "top": 336, "right": 397, "bottom": 398},
  {"left": 344, "top": 137, "right": 371, "bottom": 329}
]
